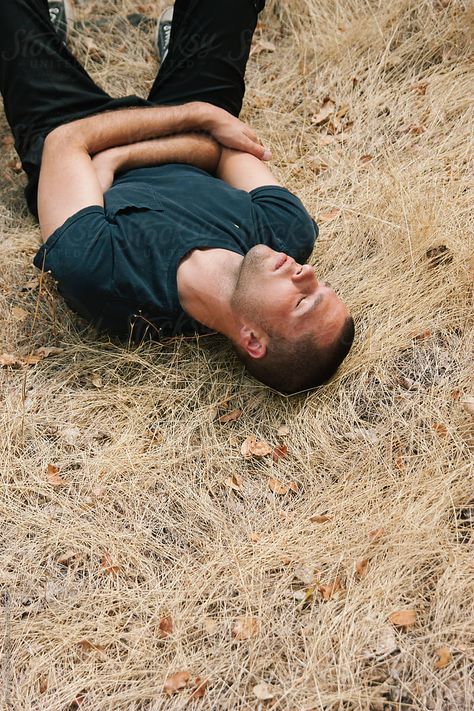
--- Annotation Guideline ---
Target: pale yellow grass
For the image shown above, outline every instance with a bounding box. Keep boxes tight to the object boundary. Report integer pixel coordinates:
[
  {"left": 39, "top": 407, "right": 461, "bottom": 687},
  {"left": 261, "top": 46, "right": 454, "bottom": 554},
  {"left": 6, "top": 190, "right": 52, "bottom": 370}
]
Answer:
[{"left": 0, "top": 0, "right": 473, "bottom": 709}]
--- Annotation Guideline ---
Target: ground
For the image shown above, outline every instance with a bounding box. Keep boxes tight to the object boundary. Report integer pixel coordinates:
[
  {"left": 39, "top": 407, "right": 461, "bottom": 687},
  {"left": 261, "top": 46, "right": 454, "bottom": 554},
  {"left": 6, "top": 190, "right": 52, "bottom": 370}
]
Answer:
[{"left": 0, "top": 0, "right": 473, "bottom": 709}]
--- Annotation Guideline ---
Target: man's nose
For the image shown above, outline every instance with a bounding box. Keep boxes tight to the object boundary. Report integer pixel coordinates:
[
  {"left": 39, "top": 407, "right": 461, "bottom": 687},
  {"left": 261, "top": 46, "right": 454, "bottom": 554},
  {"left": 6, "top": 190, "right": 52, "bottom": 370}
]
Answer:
[{"left": 292, "top": 264, "right": 317, "bottom": 287}]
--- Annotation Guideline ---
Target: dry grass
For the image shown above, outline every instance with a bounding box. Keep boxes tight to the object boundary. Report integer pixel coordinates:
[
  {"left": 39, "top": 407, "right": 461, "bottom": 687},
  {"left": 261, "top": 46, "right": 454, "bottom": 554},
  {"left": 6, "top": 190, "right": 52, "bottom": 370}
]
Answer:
[{"left": 1, "top": 0, "right": 473, "bottom": 709}]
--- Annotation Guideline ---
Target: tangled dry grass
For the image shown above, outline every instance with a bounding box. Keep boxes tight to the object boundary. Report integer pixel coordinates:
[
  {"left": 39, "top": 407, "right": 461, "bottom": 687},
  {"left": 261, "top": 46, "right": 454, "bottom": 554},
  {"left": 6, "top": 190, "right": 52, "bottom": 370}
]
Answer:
[{"left": 1, "top": 0, "right": 473, "bottom": 708}]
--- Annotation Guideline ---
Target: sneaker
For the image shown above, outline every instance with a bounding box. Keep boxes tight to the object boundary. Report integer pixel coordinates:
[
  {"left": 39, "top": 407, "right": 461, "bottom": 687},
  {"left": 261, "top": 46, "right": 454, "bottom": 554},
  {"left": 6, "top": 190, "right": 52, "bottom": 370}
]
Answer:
[
  {"left": 48, "top": 0, "right": 74, "bottom": 45},
  {"left": 155, "top": 6, "right": 173, "bottom": 64}
]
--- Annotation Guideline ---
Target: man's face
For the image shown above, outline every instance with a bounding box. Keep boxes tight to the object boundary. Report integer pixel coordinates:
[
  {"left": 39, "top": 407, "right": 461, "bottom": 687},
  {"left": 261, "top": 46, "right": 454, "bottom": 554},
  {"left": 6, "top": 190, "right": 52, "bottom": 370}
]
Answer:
[{"left": 232, "top": 245, "right": 349, "bottom": 347}]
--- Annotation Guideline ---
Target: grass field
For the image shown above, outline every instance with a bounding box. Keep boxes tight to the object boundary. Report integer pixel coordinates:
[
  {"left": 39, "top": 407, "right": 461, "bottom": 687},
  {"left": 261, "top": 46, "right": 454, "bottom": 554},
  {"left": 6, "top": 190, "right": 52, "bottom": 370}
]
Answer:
[{"left": 1, "top": 0, "right": 473, "bottom": 709}]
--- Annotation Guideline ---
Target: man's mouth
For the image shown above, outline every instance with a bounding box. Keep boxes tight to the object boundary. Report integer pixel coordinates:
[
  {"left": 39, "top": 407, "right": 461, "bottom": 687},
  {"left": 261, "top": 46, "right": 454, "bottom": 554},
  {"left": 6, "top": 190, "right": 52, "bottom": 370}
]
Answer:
[{"left": 274, "top": 253, "right": 287, "bottom": 270}]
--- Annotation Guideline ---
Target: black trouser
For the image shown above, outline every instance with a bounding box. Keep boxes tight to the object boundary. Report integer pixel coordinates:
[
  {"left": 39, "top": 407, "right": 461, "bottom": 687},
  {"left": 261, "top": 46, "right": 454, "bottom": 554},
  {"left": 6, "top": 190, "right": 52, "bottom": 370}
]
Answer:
[{"left": 0, "top": 0, "right": 266, "bottom": 216}]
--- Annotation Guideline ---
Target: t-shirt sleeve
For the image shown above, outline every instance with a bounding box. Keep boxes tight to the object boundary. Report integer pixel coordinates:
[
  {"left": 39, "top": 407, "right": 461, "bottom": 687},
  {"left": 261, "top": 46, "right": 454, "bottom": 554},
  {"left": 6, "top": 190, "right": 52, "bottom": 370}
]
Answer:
[
  {"left": 33, "top": 206, "right": 116, "bottom": 324},
  {"left": 249, "top": 185, "right": 318, "bottom": 263}
]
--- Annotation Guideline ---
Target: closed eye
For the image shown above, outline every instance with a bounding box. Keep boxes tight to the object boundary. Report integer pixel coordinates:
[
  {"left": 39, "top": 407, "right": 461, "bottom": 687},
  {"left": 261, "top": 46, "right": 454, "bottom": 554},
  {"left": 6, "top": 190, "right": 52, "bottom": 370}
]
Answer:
[{"left": 296, "top": 297, "right": 306, "bottom": 308}]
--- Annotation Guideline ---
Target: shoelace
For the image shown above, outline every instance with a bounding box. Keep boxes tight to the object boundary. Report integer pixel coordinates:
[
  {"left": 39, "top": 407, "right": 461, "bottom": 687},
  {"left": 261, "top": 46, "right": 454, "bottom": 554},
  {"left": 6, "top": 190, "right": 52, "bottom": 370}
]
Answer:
[
  {"left": 161, "top": 22, "right": 171, "bottom": 49},
  {"left": 49, "top": 6, "right": 60, "bottom": 23}
]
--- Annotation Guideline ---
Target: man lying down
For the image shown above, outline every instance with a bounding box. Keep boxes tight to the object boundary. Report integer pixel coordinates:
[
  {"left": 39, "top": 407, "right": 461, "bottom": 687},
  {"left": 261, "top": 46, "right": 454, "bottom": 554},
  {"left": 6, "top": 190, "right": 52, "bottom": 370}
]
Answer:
[{"left": 0, "top": 0, "right": 355, "bottom": 393}]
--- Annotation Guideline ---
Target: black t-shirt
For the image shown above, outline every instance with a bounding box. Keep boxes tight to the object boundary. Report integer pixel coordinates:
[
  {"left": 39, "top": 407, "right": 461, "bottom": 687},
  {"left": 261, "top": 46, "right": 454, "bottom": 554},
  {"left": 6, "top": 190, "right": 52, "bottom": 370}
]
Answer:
[{"left": 33, "top": 164, "right": 318, "bottom": 339}]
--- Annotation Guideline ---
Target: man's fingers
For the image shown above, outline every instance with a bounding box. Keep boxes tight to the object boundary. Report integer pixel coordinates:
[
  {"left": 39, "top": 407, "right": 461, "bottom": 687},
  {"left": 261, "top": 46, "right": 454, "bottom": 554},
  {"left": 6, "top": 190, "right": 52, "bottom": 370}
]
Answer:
[{"left": 240, "top": 135, "right": 272, "bottom": 161}]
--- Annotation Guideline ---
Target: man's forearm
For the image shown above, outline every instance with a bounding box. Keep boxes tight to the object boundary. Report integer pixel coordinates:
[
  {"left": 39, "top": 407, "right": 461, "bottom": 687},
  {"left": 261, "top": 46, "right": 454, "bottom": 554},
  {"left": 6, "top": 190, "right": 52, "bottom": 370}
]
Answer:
[
  {"left": 105, "top": 133, "right": 222, "bottom": 175},
  {"left": 48, "top": 102, "right": 212, "bottom": 155}
]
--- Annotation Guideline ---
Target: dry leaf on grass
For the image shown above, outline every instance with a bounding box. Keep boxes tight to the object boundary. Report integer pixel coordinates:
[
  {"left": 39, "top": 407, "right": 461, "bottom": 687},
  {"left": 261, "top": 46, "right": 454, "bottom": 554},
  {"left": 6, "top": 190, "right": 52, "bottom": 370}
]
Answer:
[
  {"left": 318, "top": 208, "right": 341, "bottom": 223},
  {"left": 0, "top": 346, "right": 63, "bottom": 368},
  {"left": 368, "top": 528, "right": 385, "bottom": 543},
  {"left": 432, "top": 422, "right": 448, "bottom": 436},
  {"left": 460, "top": 395, "right": 474, "bottom": 417},
  {"left": 241, "top": 436, "right": 272, "bottom": 458},
  {"left": 158, "top": 616, "right": 173, "bottom": 638},
  {"left": 319, "top": 576, "right": 344, "bottom": 601},
  {"left": 100, "top": 552, "right": 121, "bottom": 576},
  {"left": 272, "top": 444, "right": 288, "bottom": 462},
  {"left": 46, "top": 463, "right": 66, "bottom": 487},
  {"left": 57, "top": 550, "right": 78, "bottom": 566},
  {"left": 250, "top": 39, "right": 276, "bottom": 56},
  {"left": 388, "top": 609, "right": 416, "bottom": 628},
  {"left": 253, "top": 682, "right": 274, "bottom": 700},
  {"left": 312, "top": 97, "right": 335, "bottom": 124},
  {"left": 163, "top": 670, "right": 190, "bottom": 695},
  {"left": 189, "top": 677, "right": 208, "bottom": 700},
  {"left": 434, "top": 646, "right": 452, "bottom": 669},
  {"left": 310, "top": 514, "right": 331, "bottom": 523},
  {"left": 218, "top": 408, "right": 242, "bottom": 424},
  {"left": 232, "top": 616, "right": 258, "bottom": 640},
  {"left": 268, "top": 478, "right": 298, "bottom": 495},
  {"left": 277, "top": 424, "right": 290, "bottom": 437},
  {"left": 38, "top": 676, "right": 48, "bottom": 694},
  {"left": 356, "top": 558, "right": 369, "bottom": 578},
  {"left": 225, "top": 473, "right": 243, "bottom": 491},
  {"left": 91, "top": 373, "right": 103, "bottom": 389}
]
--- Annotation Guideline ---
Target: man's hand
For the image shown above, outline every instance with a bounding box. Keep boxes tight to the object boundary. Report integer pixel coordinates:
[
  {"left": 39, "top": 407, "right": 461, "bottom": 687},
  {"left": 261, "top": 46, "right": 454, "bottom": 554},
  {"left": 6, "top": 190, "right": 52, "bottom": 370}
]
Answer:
[{"left": 202, "top": 104, "right": 271, "bottom": 161}]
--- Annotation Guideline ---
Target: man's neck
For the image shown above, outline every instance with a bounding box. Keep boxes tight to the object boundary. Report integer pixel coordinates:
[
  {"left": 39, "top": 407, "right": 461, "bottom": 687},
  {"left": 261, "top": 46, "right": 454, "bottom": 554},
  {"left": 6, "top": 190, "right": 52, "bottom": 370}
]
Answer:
[{"left": 176, "top": 248, "right": 243, "bottom": 339}]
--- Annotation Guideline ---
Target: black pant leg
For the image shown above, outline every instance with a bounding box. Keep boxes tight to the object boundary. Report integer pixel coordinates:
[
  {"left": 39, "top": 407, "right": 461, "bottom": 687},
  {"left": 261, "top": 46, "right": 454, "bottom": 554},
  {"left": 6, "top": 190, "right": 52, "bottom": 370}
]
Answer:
[
  {"left": 147, "top": 0, "right": 266, "bottom": 116},
  {"left": 0, "top": 0, "right": 149, "bottom": 216}
]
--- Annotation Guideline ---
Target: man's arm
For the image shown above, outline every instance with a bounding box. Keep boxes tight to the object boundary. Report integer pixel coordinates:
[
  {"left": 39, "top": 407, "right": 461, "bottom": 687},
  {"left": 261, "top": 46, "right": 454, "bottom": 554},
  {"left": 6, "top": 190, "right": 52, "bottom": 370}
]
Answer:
[
  {"left": 216, "top": 147, "right": 280, "bottom": 192},
  {"left": 38, "top": 102, "right": 268, "bottom": 240},
  {"left": 92, "top": 133, "right": 222, "bottom": 193}
]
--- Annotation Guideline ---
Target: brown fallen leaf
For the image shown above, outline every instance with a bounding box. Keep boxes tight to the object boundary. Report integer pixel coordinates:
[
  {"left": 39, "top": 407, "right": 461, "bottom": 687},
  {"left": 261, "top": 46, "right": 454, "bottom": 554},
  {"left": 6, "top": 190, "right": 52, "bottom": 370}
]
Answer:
[
  {"left": 360, "top": 154, "right": 373, "bottom": 164},
  {"left": 412, "top": 329, "right": 431, "bottom": 340},
  {"left": 368, "top": 528, "right": 385, "bottom": 543},
  {"left": 218, "top": 408, "right": 242, "bottom": 424},
  {"left": 268, "top": 478, "right": 298, "bottom": 495},
  {"left": 318, "top": 208, "right": 341, "bottom": 223},
  {"left": 225, "top": 473, "right": 243, "bottom": 491},
  {"left": 355, "top": 558, "right": 369, "bottom": 579},
  {"left": 11, "top": 306, "right": 28, "bottom": 321},
  {"left": 412, "top": 82, "right": 427, "bottom": 95},
  {"left": 312, "top": 97, "right": 335, "bottom": 125},
  {"left": 100, "top": 552, "right": 121, "bottom": 576},
  {"left": 432, "top": 423, "right": 448, "bottom": 437},
  {"left": 460, "top": 395, "right": 474, "bottom": 417},
  {"left": 310, "top": 514, "right": 331, "bottom": 523},
  {"left": 434, "top": 646, "right": 452, "bottom": 669},
  {"left": 272, "top": 444, "right": 288, "bottom": 462},
  {"left": 450, "top": 389, "right": 461, "bottom": 401},
  {"left": 248, "top": 532, "right": 261, "bottom": 543},
  {"left": 158, "top": 616, "right": 173, "bottom": 638},
  {"left": 253, "top": 682, "right": 274, "bottom": 700},
  {"left": 35, "top": 346, "right": 63, "bottom": 359},
  {"left": 46, "top": 463, "right": 66, "bottom": 487},
  {"left": 0, "top": 352, "right": 20, "bottom": 367},
  {"left": 189, "top": 677, "right": 208, "bottom": 700},
  {"left": 163, "top": 670, "right": 190, "bottom": 696},
  {"left": 57, "top": 550, "right": 78, "bottom": 566},
  {"left": 232, "top": 616, "right": 258, "bottom": 640},
  {"left": 241, "top": 436, "right": 272, "bottom": 458},
  {"left": 319, "top": 576, "right": 344, "bottom": 601},
  {"left": 250, "top": 39, "right": 276, "bottom": 56},
  {"left": 91, "top": 373, "right": 103, "bottom": 389},
  {"left": 38, "top": 676, "right": 48, "bottom": 694},
  {"left": 388, "top": 609, "right": 416, "bottom": 628}
]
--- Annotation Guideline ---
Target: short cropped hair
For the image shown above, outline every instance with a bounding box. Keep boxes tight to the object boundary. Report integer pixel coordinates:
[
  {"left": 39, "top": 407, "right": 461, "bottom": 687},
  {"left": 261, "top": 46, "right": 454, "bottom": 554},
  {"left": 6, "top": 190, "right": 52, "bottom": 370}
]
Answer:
[{"left": 236, "top": 316, "right": 355, "bottom": 394}]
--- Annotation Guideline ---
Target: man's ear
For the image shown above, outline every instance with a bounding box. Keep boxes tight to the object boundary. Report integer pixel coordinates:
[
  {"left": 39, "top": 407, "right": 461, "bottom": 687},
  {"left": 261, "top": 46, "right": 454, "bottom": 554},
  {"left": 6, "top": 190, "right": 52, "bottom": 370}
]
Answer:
[{"left": 238, "top": 324, "right": 267, "bottom": 360}]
